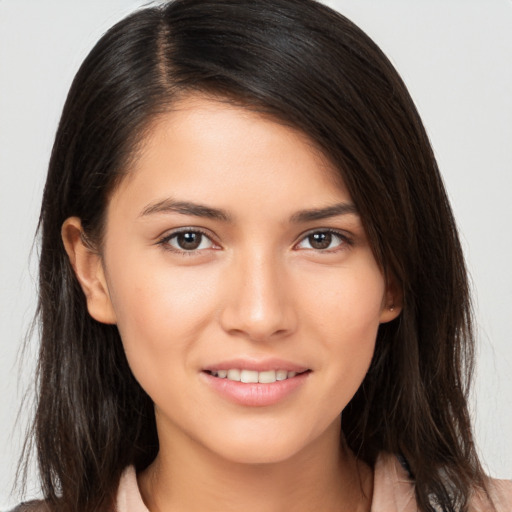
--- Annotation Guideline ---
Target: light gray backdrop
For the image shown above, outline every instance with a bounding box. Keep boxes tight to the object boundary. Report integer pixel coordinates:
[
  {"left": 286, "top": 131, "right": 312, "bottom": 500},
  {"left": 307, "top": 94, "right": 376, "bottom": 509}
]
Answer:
[{"left": 1, "top": 0, "right": 511, "bottom": 508}]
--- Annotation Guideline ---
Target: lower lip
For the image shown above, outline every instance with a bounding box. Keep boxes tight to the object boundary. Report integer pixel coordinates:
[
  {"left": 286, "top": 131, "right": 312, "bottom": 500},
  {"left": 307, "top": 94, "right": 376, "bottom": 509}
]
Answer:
[{"left": 201, "top": 371, "right": 310, "bottom": 407}]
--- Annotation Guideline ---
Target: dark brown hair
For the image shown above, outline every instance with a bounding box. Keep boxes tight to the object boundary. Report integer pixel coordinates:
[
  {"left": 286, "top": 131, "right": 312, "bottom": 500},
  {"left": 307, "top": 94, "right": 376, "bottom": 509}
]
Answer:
[{"left": 23, "top": 1, "right": 487, "bottom": 511}]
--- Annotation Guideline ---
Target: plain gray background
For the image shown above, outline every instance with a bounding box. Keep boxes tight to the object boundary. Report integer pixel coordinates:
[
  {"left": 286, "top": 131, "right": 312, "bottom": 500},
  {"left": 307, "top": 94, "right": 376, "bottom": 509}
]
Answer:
[{"left": 1, "top": 0, "right": 511, "bottom": 508}]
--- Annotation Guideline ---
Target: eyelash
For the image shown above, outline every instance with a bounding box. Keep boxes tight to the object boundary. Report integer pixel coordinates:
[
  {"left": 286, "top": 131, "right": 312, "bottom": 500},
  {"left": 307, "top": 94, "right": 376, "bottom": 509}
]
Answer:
[
  {"left": 295, "top": 229, "right": 353, "bottom": 253},
  {"left": 156, "top": 228, "right": 353, "bottom": 255},
  {"left": 157, "top": 228, "right": 219, "bottom": 256}
]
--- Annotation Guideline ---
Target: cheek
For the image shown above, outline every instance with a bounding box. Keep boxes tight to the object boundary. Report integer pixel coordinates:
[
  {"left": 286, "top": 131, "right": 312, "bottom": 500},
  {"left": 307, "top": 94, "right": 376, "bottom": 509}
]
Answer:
[
  {"left": 104, "top": 252, "right": 221, "bottom": 373},
  {"left": 300, "top": 260, "right": 384, "bottom": 400},
  {"left": 303, "top": 259, "right": 385, "bottom": 339}
]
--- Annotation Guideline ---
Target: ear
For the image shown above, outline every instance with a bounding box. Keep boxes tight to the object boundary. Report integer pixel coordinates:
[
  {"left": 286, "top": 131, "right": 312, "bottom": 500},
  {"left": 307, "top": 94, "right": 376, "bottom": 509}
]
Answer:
[
  {"left": 61, "top": 217, "right": 117, "bottom": 324},
  {"left": 379, "top": 274, "right": 403, "bottom": 324}
]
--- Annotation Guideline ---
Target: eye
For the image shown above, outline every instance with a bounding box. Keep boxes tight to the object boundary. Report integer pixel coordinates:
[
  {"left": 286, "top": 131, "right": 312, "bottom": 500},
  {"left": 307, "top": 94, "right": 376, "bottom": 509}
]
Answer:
[
  {"left": 160, "top": 229, "right": 216, "bottom": 252},
  {"left": 295, "top": 230, "right": 349, "bottom": 251}
]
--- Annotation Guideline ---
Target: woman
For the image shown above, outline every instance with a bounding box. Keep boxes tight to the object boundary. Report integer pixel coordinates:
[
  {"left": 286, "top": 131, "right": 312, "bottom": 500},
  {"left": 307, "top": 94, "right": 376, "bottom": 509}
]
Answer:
[{"left": 15, "top": 0, "right": 511, "bottom": 511}]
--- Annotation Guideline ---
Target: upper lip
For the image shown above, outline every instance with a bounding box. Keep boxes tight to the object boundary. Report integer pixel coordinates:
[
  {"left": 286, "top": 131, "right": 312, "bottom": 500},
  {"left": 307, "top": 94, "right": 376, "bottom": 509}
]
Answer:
[{"left": 202, "top": 358, "right": 310, "bottom": 373}]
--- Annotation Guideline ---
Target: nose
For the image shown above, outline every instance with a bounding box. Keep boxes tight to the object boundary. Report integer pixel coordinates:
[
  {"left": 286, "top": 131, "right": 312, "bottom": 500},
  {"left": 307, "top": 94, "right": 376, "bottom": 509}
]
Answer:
[{"left": 219, "top": 251, "right": 297, "bottom": 342}]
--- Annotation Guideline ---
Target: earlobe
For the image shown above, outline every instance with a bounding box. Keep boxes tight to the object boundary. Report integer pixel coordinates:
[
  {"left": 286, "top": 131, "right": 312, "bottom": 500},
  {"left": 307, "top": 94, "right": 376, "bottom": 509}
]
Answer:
[
  {"left": 379, "top": 301, "right": 402, "bottom": 324},
  {"left": 61, "top": 217, "right": 117, "bottom": 324},
  {"left": 379, "top": 277, "right": 403, "bottom": 324}
]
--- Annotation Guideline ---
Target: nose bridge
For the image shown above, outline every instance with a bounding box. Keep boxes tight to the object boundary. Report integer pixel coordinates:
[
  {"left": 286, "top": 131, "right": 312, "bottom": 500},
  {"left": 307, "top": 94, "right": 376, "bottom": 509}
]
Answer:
[{"left": 220, "top": 245, "right": 295, "bottom": 341}]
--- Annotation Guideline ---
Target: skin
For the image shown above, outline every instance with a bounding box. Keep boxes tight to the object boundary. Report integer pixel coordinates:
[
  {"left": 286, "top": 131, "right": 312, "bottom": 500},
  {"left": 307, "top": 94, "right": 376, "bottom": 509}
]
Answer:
[{"left": 63, "top": 95, "right": 401, "bottom": 512}]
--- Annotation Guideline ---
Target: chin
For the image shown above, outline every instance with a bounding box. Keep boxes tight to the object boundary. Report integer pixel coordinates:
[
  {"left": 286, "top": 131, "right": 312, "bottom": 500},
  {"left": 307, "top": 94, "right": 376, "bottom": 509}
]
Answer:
[
  {"left": 217, "top": 443, "right": 302, "bottom": 465},
  {"left": 202, "top": 427, "right": 319, "bottom": 466}
]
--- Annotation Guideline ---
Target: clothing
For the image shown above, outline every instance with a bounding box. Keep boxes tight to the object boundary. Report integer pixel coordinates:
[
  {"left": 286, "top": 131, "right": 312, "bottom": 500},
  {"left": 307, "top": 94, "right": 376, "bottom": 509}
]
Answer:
[
  {"left": 115, "top": 453, "right": 512, "bottom": 512},
  {"left": 10, "top": 454, "right": 512, "bottom": 512},
  {"left": 371, "top": 454, "right": 512, "bottom": 511}
]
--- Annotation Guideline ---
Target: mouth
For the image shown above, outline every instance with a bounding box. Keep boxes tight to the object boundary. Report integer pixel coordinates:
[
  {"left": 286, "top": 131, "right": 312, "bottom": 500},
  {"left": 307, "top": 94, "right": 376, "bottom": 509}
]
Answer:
[
  {"left": 202, "top": 366, "right": 311, "bottom": 406},
  {"left": 204, "top": 369, "right": 311, "bottom": 384}
]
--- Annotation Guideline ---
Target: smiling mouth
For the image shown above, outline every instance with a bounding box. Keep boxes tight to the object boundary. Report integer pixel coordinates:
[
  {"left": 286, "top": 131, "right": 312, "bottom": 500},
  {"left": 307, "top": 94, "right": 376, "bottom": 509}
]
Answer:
[{"left": 204, "top": 369, "right": 310, "bottom": 384}]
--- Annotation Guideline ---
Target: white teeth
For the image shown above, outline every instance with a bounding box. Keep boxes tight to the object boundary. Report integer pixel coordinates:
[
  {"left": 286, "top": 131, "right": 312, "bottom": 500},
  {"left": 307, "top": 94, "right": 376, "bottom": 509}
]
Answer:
[
  {"left": 258, "top": 370, "right": 276, "bottom": 383},
  {"left": 210, "top": 368, "right": 305, "bottom": 383},
  {"left": 276, "top": 369, "right": 288, "bottom": 381},
  {"left": 227, "top": 369, "right": 241, "bottom": 381},
  {"left": 240, "top": 369, "right": 259, "bottom": 383}
]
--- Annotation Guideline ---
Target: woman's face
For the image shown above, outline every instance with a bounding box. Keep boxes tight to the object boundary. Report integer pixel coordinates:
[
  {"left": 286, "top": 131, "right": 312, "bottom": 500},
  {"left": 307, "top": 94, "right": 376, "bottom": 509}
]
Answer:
[{"left": 73, "top": 95, "right": 400, "bottom": 464}]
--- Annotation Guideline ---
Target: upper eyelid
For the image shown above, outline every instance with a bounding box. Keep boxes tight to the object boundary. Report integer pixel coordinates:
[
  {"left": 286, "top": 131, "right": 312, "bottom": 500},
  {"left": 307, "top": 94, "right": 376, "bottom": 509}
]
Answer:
[
  {"left": 295, "top": 227, "right": 352, "bottom": 242},
  {"left": 156, "top": 226, "right": 352, "bottom": 249},
  {"left": 158, "top": 226, "right": 217, "bottom": 242},
  {"left": 156, "top": 228, "right": 221, "bottom": 254},
  {"left": 293, "top": 228, "right": 353, "bottom": 251}
]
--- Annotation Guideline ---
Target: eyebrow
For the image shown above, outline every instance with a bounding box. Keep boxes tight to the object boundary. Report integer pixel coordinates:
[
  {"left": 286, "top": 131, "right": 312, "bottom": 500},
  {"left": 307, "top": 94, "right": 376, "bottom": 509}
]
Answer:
[
  {"left": 140, "top": 199, "right": 232, "bottom": 222},
  {"left": 289, "top": 202, "right": 359, "bottom": 223},
  {"left": 139, "top": 198, "right": 358, "bottom": 223}
]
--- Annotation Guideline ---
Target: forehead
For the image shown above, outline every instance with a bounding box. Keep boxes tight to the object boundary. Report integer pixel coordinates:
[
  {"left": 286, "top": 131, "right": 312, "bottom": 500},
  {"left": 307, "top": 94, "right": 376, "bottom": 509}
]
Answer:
[{"left": 109, "top": 94, "right": 351, "bottom": 219}]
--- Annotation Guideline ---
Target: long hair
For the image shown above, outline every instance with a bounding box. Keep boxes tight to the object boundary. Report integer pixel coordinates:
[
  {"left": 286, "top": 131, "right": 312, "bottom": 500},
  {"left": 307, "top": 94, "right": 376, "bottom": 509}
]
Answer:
[{"left": 25, "top": 1, "right": 486, "bottom": 511}]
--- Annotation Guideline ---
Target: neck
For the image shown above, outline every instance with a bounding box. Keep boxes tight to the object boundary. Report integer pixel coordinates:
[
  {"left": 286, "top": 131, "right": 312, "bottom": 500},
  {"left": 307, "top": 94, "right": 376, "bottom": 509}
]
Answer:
[{"left": 138, "top": 419, "right": 373, "bottom": 512}]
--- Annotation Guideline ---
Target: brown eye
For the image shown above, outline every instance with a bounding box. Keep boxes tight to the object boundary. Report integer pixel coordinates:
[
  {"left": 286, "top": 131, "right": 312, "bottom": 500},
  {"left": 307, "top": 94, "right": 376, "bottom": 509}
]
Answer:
[
  {"left": 296, "top": 230, "right": 348, "bottom": 251},
  {"left": 308, "top": 232, "right": 332, "bottom": 250},
  {"left": 164, "top": 230, "right": 215, "bottom": 252},
  {"left": 176, "top": 232, "right": 202, "bottom": 250}
]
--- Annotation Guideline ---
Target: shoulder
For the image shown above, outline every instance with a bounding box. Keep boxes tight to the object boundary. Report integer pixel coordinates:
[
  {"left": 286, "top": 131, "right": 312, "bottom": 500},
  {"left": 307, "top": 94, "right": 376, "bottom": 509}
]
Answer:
[
  {"left": 6, "top": 468, "right": 145, "bottom": 512},
  {"left": 469, "top": 477, "right": 512, "bottom": 512},
  {"left": 373, "top": 453, "right": 512, "bottom": 512},
  {"left": 6, "top": 501, "right": 49, "bottom": 512},
  {"left": 372, "top": 452, "right": 417, "bottom": 512},
  {"left": 115, "top": 466, "right": 148, "bottom": 512}
]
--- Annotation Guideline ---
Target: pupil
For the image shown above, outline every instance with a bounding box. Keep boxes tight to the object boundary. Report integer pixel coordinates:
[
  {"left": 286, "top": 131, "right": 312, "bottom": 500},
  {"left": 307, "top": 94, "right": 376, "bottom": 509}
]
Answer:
[
  {"left": 178, "top": 232, "right": 201, "bottom": 250},
  {"left": 310, "top": 232, "right": 331, "bottom": 250}
]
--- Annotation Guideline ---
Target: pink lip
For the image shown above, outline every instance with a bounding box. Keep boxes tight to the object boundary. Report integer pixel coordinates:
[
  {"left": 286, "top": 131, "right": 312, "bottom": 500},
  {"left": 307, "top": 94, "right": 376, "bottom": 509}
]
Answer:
[
  {"left": 201, "top": 369, "right": 311, "bottom": 407},
  {"left": 202, "top": 358, "right": 309, "bottom": 373}
]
